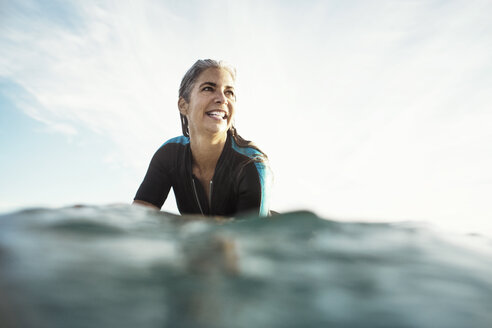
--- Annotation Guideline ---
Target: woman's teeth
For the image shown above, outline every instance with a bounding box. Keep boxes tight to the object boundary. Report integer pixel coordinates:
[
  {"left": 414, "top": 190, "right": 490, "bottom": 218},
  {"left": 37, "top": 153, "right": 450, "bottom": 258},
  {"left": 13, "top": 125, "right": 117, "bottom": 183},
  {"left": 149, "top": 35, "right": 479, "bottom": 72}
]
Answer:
[{"left": 207, "top": 111, "right": 226, "bottom": 119}]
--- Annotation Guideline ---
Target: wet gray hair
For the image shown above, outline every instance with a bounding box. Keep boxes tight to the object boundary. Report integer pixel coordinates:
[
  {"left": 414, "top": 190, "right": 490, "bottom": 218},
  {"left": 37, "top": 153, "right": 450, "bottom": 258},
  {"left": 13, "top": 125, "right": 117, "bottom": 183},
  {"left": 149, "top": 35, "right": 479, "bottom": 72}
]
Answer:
[{"left": 178, "top": 59, "right": 267, "bottom": 159}]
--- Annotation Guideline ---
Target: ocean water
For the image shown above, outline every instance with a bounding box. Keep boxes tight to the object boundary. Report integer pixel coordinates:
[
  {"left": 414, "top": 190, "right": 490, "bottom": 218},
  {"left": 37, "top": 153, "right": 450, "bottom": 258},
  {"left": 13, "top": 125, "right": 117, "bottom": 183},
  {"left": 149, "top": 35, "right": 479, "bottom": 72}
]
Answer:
[{"left": 0, "top": 205, "right": 491, "bottom": 328}]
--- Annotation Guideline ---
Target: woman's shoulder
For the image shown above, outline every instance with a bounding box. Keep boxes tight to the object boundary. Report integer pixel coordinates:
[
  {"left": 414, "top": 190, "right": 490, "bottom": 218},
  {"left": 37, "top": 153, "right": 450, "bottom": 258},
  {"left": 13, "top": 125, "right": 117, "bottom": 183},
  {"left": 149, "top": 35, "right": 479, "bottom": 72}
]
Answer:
[
  {"left": 230, "top": 138, "right": 265, "bottom": 162},
  {"left": 229, "top": 140, "right": 271, "bottom": 179},
  {"left": 161, "top": 135, "right": 190, "bottom": 147},
  {"left": 151, "top": 136, "right": 189, "bottom": 164},
  {"left": 155, "top": 135, "right": 190, "bottom": 153}
]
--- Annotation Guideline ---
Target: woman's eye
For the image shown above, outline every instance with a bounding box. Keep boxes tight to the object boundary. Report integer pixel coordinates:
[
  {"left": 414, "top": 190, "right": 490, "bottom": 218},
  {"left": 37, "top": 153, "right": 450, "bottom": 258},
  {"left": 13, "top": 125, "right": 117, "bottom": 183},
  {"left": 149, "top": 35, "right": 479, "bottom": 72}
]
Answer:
[
  {"left": 226, "top": 90, "right": 235, "bottom": 97},
  {"left": 202, "top": 86, "right": 213, "bottom": 91}
]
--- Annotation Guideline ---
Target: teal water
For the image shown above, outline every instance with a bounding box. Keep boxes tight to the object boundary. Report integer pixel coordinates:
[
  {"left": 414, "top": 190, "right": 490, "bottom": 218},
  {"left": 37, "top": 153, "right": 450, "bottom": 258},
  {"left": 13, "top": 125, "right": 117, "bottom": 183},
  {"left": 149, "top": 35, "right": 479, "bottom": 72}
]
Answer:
[{"left": 1, "top": 205, "right": 491, "bottom": 328}]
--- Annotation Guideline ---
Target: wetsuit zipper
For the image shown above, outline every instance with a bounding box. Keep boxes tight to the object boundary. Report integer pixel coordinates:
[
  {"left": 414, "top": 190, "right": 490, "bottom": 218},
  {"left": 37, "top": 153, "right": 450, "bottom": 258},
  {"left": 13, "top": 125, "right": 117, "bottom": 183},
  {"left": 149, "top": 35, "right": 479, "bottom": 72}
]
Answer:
[
  {"left": 209, "top": 180, "right": 213, "bottom": 209},
  {"left": 191, "top": 178, "right": 204, "bottom": 215}
]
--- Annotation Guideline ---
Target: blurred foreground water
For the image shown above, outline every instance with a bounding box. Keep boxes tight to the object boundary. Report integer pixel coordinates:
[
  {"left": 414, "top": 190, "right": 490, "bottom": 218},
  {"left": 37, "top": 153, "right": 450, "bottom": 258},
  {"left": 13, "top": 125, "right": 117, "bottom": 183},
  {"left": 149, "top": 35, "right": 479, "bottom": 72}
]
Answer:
[{"left": 0, "top": 205, "right": 491, "bottom": 328}]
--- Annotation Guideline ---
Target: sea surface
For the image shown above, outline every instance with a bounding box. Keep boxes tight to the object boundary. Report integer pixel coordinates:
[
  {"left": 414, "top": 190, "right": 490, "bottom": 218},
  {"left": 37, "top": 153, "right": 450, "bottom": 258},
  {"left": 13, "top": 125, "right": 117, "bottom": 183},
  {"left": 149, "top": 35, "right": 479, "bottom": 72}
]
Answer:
[{"left": 0, "top": 205, "right": 491, "bottom": 328}]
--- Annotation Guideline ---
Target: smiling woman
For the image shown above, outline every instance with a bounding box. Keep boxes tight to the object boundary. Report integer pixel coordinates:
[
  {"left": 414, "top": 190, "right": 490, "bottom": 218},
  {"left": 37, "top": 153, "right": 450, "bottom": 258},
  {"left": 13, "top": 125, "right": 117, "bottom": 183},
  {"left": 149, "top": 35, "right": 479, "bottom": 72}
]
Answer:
[{"left": 133, "top": 59, "right": 272, "bottom": 217}]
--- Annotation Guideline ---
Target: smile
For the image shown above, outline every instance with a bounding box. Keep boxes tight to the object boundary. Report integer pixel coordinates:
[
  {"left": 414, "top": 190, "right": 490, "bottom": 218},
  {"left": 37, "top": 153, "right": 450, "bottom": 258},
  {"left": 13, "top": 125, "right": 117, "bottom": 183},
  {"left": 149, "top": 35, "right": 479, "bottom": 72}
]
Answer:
[{"left": 206, "top": 110, "right": 228, "bottom": 120}]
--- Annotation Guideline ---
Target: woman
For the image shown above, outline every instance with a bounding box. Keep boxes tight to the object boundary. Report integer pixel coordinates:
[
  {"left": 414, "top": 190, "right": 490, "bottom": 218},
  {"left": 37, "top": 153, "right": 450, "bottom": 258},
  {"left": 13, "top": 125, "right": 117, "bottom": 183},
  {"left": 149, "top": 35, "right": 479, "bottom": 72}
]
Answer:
[{"left": 133, "top": 59, "right": 272, "bottom": 217}]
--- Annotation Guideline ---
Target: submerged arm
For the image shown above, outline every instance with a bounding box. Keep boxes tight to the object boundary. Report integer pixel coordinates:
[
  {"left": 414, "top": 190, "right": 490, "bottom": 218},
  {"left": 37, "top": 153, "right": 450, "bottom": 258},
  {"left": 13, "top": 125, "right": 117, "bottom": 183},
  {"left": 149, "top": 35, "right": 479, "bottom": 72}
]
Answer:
[{"left": 132, "top": 200, "right": 159, "bottom": 210}]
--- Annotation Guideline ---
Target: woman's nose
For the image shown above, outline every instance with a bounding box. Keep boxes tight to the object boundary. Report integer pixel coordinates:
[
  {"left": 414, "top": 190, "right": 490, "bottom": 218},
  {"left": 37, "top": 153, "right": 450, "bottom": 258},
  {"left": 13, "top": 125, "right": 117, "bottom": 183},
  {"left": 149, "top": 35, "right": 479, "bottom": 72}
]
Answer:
[{"left": 215, "top": 91, "right": 228, "bottom": 104}]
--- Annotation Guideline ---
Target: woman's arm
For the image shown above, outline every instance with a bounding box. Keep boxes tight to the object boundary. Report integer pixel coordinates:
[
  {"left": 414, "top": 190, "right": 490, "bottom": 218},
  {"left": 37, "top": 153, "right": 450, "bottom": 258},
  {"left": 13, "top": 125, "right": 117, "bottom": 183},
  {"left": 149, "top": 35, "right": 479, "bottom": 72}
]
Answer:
[
  {"left": 133, "top": 146, "right": 173, "bottom": 209},
  {"left": 132, "top": 200, "right": 160, "bottom": 210},
  {"left": 236, "top": 161, "right": 272, "bottom": 217}
]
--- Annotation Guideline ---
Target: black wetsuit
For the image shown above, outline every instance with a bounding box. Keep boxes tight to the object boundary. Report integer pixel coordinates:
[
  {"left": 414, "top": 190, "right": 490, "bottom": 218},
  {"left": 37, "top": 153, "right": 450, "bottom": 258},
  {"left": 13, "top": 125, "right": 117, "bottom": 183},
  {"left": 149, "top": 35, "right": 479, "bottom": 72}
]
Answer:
[{"left": 134, "top": 132, "right": 272, "bottom": 216}]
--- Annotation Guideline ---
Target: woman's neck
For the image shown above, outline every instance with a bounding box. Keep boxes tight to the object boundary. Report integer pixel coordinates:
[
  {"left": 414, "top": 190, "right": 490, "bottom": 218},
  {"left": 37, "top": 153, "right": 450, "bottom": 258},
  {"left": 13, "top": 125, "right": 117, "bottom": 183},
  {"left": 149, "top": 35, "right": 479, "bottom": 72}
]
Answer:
[{"left": 190, "top": 132, "right": 227, "bottom": 179}]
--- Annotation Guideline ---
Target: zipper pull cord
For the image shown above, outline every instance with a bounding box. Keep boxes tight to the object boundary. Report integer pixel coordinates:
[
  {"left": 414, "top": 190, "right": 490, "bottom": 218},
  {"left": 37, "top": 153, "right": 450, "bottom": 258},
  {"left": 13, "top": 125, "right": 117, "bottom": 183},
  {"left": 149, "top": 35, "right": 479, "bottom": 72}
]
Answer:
[
  {"left": 192, "top": 178, "right": 204, "bottom": 215},
  {"left": 209, "top": 180, "right": 214, "bottom": 214}
]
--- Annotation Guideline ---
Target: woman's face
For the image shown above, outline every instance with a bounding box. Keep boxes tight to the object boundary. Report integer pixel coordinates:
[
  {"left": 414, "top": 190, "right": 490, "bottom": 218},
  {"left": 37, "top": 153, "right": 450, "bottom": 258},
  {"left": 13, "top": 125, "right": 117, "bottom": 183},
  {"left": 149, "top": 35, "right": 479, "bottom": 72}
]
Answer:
[{"left": 179, "top": 68, "right": 236, "bottom": 138}]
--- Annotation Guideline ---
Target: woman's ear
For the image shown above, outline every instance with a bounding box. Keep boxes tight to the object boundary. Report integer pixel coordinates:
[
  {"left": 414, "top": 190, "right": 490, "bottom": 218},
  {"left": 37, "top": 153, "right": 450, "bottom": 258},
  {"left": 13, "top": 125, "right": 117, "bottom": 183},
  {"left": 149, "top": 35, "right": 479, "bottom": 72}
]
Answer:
[{"left": 178, "top": 97, "right": 188, "bottom": 115}]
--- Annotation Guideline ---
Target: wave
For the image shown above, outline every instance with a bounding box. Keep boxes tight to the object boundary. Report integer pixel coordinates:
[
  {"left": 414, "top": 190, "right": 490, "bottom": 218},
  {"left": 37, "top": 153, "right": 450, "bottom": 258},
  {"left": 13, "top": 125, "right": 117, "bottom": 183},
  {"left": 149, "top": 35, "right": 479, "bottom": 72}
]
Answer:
[{"left": 1, "top": 205, "right": 491, "bottom": 328}]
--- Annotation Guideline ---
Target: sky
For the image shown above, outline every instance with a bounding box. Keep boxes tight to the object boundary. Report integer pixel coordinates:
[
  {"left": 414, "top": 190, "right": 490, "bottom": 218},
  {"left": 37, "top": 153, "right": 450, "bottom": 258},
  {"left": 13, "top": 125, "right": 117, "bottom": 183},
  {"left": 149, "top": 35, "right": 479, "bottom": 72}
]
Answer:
[{"left": 1, "top": 0, "right": 491, "bottom": 235}]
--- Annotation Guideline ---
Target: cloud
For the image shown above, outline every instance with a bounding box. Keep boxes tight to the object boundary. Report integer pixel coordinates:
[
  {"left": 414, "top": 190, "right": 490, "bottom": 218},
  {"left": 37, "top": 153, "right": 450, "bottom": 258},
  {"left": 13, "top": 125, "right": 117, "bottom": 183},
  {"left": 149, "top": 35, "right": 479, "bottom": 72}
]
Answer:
[{"left": 1, "top": 0, "right": 192, "bottom": 168}]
